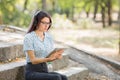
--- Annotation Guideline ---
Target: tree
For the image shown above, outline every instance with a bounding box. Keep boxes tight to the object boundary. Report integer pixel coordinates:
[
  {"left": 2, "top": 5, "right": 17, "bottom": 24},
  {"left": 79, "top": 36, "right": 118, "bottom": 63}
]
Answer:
[
  {"left": 0, "top": 0, "right": 17, "bottom": 24},
  {"left": 107, "top": 0, "right": 112, "bottom": 26},
  {"left": 93, "top": 0, "right": 99, "bottom": 20},
  {"left": 23, "top": 0, "right": 29, "bottom": 12},
  {"left": 101, "top": 4, "right": 106, "bottom": 28},
  {"left": 41, "top": 0, "right": 46, "bottom": 11},
  {"left": 83, "top": 0, "right": 94, "bottom": 18},
  {"left": 118, "top": 0, "right": 120, "bottom": 24},
  {"left": 92, "top": 0, "right": 112, "bottom": 27}
]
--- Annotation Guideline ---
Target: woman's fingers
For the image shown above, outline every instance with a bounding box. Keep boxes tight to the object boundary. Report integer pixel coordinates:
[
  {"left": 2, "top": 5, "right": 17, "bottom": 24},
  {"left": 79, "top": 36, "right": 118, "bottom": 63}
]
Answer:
[
  {"left": 57, "top": 49, "right": 64, "bottom": 52},
  {"left": 57, "top": 54, "right": 62, "bottom": 59},
  {"left": 48, "top": 49, "right": 64, "bottom": 61}
]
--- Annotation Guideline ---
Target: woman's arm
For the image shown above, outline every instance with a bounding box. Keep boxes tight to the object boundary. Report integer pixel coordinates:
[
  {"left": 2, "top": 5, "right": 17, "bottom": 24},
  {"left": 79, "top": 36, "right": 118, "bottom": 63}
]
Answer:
[
  {"left": 27, "top": 49, "right": 64, "bottom": 64},
  {"left": 27, "top": 50, "right": 57, "bottom": 64},
  {"left": 48, "top": 49, "right": 64, "bottom": 59}
]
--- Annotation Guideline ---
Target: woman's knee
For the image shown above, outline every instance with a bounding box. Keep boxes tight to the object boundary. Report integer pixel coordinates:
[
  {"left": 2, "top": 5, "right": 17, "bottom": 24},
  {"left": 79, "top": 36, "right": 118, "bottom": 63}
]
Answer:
[
  {"left": 51, "top": 74, "right": 62, "bottom": 80},
  {"left": 51, "top": 74, "right": 68, "bottom": 80},
  {"left": 49, "top": 72, "right": 68, "bottom": 80},
  {"left": 61, "top": 75, "right": 68, "bottom": 80}
]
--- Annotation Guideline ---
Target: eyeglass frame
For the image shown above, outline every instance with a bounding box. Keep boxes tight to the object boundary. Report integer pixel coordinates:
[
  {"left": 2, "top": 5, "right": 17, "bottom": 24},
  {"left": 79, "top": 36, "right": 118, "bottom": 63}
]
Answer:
[{"left": 40, "top": 21, "right": 51, "bottom": 26}]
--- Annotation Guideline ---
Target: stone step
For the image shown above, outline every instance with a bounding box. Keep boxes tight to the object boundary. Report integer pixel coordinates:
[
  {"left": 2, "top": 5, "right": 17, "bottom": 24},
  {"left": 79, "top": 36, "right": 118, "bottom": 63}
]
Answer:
[
  {"left": 56, "top": 67, "right": 89, "bottom": 80},
  {"left": 0, "top": 60, "right": 89, "bottom": 80},
  {"left": 0, "top": 30, "right": 24, "bottom": 62},
  {"left": 0, "top": 60, "right": 25, "bottom": 80},
  {"left": 0, "top": 25, "right": 26, "bottom": 34},
  {"left": 0, "top": 26, "right": 89, "bottom": 80},
  {"left": 0, "top": 40, "right": 67, "bottom": 63},
  {"left": 48, "top": 53, "right": 69, "bottom": 71},
  {"left": 0, "top": 52, "right": 69, "bottom": 72},
  {"left": 0, "top": 42, "right": 24, "bottom": 62}
]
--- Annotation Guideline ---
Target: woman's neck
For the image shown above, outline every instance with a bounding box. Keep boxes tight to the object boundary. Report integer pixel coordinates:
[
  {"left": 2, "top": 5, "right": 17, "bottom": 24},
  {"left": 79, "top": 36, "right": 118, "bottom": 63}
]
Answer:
[
  {"left": 35, "top": 30, "right": 44, "bottom": 36},
  {"left": 35, "top": 30, "right": 45, "bottom": 41}
]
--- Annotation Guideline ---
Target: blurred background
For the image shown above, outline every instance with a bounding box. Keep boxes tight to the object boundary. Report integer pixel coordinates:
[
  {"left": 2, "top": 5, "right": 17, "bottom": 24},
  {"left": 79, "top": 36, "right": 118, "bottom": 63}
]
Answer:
[{"left": 0, "top": 0, "right": 120, "bottom": 61}]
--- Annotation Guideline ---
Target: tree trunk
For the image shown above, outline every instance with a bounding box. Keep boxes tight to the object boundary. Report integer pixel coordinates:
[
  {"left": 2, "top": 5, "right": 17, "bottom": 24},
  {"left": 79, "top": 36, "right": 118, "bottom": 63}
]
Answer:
[
  {"left": 93, "top": 0, "right": 98, "bottom": 20},
  {"left": 118, "top": 0, "right": 120, "bottom": 26},
  {"left": 0, "top": 15, "right": 3, "bottom": 24},
  {"left": 23, "top": 0, "right": 28, "bottom": 12},
  {"left": 86, "top": 8, "right": 90, "bottom": 18},
  {"left": 71, "top": 5, "right": 74, "bottom": 21},
  {"left": 86, "top": 11, "right": 89, "bottom": 17},
  {"left": 52, "top": 0, "right": 55, "bottom": 12},
  {"left": 42, "top": 0, "right": 46, "bottom": 11},
  {"left": 107, "top": 0, "right": 112, "bottom": 26},
  {"left": 65, "top": 10, "right": 69, "bottom": 18},
  {"left": 118, "top": 0, "right": 120, "bottom": 54},
  {"left": 101, "top": 6, "right": 106, "bottom": 28}
]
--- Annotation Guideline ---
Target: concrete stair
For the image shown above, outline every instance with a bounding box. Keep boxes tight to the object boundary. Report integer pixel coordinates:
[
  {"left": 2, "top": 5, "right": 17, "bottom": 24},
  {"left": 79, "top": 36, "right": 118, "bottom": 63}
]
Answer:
[
  {"left": 50, "top": 53, "right": 69, "bottom": 70},
  {"left": 0, "top": 30, "right": 24, "bottom": 62},
  {"left": 0, "top": 29, "right": 89, "bottom": 80},
  {"left": 0, "top": 42, "right": 24, "bottom": 62},
  {"left": 56, "top": 67, "right": 88, "bottom": 80},
  {"left": 0, "top": 52, "right": 89, "bottom": 80},
  {"left": 0, "top": 61, "right": 25, "bottom": 80}
]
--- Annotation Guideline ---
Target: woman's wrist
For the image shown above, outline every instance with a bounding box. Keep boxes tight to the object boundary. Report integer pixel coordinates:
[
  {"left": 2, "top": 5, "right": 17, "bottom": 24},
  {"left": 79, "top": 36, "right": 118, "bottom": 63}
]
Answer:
[{"left": 46, "top": 58, "right": 51, "bottom": 62}]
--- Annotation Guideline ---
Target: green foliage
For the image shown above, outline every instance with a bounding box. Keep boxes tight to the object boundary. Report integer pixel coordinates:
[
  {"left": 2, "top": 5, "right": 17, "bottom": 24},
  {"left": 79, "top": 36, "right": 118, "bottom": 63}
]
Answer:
[
  {"left": 0, "top": 0, "right": 119, "bottom": 28},
  {"left": 57, "top": 0, "right": 82, "bottom": 17},
  {"left": 0, "top": 0, "right": 37, "bottom": 28},
  {"left": 11, "top": 11, "right": 31, "bottom": 28},
  {"left": 76, "top": 18, "right": 95, "bottom": 29},
  {"left": 52, "top": 13, "right": 76, "bottom": 29},
  {"left": 0, "top": 0, "right": 16, "bottom": 24}
]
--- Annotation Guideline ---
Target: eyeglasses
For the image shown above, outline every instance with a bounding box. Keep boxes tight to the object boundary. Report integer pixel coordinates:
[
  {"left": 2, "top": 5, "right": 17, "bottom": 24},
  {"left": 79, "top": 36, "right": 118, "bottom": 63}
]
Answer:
[{"left": 40, "top": 21, "right": 51, "bottom": 26}]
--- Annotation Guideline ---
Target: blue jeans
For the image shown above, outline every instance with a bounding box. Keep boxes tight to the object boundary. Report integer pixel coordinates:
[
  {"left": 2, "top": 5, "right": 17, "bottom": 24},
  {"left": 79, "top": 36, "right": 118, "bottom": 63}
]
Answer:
[{"left": 25, "top": 62, "right": 68, "bottom": 80}]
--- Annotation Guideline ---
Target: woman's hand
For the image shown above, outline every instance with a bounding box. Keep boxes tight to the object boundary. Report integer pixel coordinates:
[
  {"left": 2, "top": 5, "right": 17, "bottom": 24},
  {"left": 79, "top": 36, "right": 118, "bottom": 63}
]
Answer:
[
  {"left": 56, "top": 54, "right": 62, "bottom": 59},
  {"left": 48, "top": 53, "right": 57, "bottom": 61},
  {"left": 55, "top": 49, "right": 64, "bottom": 59},
  {"left": 48, "top": 49, "right": 64, "bottom": 61}
]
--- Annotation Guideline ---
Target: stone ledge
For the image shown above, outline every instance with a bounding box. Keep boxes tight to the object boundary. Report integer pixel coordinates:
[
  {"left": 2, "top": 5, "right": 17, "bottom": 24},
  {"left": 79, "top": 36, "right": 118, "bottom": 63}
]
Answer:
[
  {"left": 0, "top": 60, "right": 25, "bottom": 72},
  {"left": 0, "top": 60, "right": 89, "bottom": 80},
  {"left": 0, "top": 43, "right": 24, "bottom": 62},
  {"left": 0, "top": 25, "right": 26, "bottom": 33},
  {"left": 0, "top": 61, "right": 25, "bottom": 80},
  {"left": 73, "top": 48, "right": 120, "bottom": 70},
  {"left": 66, "top": 44, "right": 120, "bottom": 71},
  {"left": 0, "top": 53, "right": 68, "bottom": 72},
  {"left": 0, "top": 61, "right": 89, "bottom": 80},
  {"left": 96, "top": 55, "right": 120, "bottom": 70},
  {"left": 56, "top": 67, "right": 89, "bottom": 80},
  {"left": 51, "top": 53, "right": 69, "bottom": 70}
]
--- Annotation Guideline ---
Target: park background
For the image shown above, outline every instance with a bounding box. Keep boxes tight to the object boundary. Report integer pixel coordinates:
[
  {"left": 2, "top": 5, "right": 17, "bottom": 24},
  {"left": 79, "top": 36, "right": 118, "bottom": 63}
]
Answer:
[{"left": 0, "top": 0, "right": 120, "bottom": 61}]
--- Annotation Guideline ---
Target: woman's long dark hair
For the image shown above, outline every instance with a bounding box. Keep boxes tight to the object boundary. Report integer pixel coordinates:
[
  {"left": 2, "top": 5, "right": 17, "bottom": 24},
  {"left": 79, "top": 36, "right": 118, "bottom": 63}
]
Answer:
[{"left": 27, "top": 11, "right": 52, "bottom": 33}]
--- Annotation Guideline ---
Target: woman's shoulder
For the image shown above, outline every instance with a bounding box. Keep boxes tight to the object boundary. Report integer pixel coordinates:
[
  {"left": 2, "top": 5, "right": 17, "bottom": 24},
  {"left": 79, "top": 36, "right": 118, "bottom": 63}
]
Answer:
[{"left": 24, "top": 31, "right": 35, "bottom": 39}]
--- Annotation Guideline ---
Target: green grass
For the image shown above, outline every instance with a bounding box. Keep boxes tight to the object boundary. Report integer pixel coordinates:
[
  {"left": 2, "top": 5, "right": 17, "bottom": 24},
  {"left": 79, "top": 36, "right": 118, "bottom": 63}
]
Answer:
[{"left": 76, "top": 37, "right": 119, "bottom": 48}]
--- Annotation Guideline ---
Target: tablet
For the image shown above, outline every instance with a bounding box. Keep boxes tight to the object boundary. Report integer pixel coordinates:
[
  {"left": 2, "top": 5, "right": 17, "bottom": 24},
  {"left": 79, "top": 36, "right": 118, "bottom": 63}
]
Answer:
[{"left": 46, "top": 48, "right": 66, "bottom": 58}]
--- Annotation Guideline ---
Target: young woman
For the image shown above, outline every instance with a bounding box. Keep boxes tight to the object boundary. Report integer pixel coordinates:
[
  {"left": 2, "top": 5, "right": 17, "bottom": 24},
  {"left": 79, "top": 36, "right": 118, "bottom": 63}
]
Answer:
[{"left": 23, "top": 11, "right": 68, "bottom": 80}]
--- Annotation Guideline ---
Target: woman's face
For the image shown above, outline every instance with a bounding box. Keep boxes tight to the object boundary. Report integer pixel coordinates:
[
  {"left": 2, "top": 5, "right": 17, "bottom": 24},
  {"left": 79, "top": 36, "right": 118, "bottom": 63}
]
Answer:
[{"left": 38, "top": 17, "right": 51, "bottom": 32}]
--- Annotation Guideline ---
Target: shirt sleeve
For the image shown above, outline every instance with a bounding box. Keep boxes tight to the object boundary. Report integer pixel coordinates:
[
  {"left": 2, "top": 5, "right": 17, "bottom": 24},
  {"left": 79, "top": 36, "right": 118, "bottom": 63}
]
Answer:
[{"left": 23, "top": 35, "right": 34, "bottom": 52}]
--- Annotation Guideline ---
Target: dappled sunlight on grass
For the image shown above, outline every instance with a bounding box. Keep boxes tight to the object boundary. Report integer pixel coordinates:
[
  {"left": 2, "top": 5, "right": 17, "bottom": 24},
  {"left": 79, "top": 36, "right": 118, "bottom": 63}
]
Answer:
[
  {"left": 76, "top": 18, "right": 96, "bottom": 29},
  {"left": 50, "top": 27, "right": 119, "bottom": 61},
  {"left": 77, "top": 37, "right": 118, "bottom": 48},
  {"left": 50, "top": 14, "right": 120, "bottom": 61},
  {"left": 50, "top": 29, "right": 119, "bottom": 49}
]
